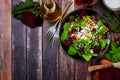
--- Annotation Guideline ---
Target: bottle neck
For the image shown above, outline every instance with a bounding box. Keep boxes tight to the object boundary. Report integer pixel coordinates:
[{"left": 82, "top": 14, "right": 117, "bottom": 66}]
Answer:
[{"left": 44, "top": 0, "right": 56, "bottom": 13}]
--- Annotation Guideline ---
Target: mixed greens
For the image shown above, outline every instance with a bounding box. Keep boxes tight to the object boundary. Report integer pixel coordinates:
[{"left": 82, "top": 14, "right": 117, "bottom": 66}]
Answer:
[
  {"left": 103, "top": 10, "right": 120, "bottom": 32},
  {"left": 60, "top": 11, "right": 109, "bottom": 61},
  {"left": 104, "top": 41, "right": 120, "bottom": 62}
]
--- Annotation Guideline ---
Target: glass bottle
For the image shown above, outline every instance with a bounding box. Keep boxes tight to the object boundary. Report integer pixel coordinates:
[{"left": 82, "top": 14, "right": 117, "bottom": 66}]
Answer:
[{"left": 40, "top": 0, "right": 61, "bottom": 22}]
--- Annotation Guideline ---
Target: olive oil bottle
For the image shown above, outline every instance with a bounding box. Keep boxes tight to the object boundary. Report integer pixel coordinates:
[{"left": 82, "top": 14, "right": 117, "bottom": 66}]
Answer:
[{"left": 40, "top": 0, "right": 61, "bottom": 22}]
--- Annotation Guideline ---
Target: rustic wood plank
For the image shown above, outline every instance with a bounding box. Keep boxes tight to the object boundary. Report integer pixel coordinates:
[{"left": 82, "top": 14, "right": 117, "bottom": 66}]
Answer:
[
  {"left": 11, "top": 19, "right": 27, "bottom": 80},
  {"left": 25, "top": 0, "right": 42, "bottom": 80},
  {"left": 42, "top": 22, "right": 59, "bottom": 80},
  {"left": 59, "top": 47, "right": 75, "bottom": 80},
  {"left": 75, "top": 61, "right": 90, "bottom": 80},
  {"left": 12, "top": 0, "right": 43, "bottom": 80},
  {"left": 58, "top": 1, "right": 76, "bottom": 80},
  {"left": 26, "top": 27, "right": 42, "bottom": 80},
  {"left": 26, "top": 28, "right": 38, "bottom": 80},
  {"left": 42, "top": 0, "right": 62, "bottom": 80},
  {"left": 11, "top": 0, "right": 27, "bottom": 80},
  {"left": 0, "top": 0, "right": 11, "bottom": 80}
]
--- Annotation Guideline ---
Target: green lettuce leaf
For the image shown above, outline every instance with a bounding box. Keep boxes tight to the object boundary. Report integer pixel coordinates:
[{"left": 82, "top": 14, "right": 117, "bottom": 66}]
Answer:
[
  {"left": 104, "top": 42, "right": 120, "bottom": 62},
  {"left": 84, "top": 46, "right": 90, "bottom": 53},
  {"left": 60, "top": 31, "right": 68, "bottom": 41},
  {"left": 72, "top": 22, "right": 80, "bottom": 29},
  {"left": 63, "top": 22, "right": 71, "bottom": 31},
  {"left": 99, "top": 39, "right": 108, "bottom": 49},
  {"left": 96, "top": 24, "right": 106, "bottom": 35},
  {"left": 68, "top": 15, "right": 75, "bottom": 20},
  {"left": 91, "top": 53, "right": 98, "bottom": 57},
  {"left": 82, "top": 54, "right": 92, "bottom": 61},
  {"left": 68, "top": 46, "right": 78, "bottom": 55}
]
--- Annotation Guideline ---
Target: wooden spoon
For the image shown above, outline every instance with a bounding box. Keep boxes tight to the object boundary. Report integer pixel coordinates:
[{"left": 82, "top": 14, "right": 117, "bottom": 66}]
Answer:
[{"left": 88, "top": 63, "right": 120, "bottom": 72}]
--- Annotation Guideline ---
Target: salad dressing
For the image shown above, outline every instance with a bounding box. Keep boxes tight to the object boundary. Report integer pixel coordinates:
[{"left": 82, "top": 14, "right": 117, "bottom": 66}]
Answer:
[{"left": 40, "top": 0, "right": 61, "bottom": 22}]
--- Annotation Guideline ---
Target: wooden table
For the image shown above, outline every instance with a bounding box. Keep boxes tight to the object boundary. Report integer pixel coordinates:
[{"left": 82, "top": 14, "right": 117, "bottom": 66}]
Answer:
[{"left": 0, "top": 0, "right": 120, "bottom": 80}]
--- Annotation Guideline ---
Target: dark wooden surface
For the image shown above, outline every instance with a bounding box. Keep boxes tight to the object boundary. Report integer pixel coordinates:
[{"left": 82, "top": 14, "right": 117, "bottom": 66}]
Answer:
[
  {"left": 0, "top": 0, "right": 11, "bottom": 80},
  {"left": 0, "top": 0, "right": 120, "bottom": 80}
]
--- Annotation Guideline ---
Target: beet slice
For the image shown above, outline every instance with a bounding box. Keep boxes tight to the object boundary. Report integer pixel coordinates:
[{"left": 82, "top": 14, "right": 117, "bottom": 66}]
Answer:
[{"left": 21, "top": 11, "right": 43, "bottom": 28}]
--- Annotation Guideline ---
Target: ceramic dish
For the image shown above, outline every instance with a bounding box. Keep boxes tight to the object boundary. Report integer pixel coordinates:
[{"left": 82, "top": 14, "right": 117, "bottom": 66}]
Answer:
[
  {"left": 102, "top": 0, "right": 120, "bottom": 11},
  {"left": 60, "top": 9, "right": 111, "bottom": 61}
]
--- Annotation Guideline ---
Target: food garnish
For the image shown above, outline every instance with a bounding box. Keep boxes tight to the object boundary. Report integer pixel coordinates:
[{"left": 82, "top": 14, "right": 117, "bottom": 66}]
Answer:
[{"left": 104, "top": 42, "right": 120, "bottom": 62}]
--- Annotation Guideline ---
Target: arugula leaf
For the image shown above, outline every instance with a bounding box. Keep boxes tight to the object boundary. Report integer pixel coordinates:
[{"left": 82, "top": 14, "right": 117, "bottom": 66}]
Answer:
[
  {"left": 104, "top": 42, "right": 120, "bottom": 62},
  {"left": 111, "top": 42, "right": 117, "bottom": 50},
  {"left": 63, "top": 22, "right": 71, "bottom": 31},
  {"left": 72, "top": 22, "right": 80, "bottom": 29},
  {"left": 60, "top": 31, "right": 68, "bottom": 41},
  {"left": 99, "top": 39, "right": 108, "bottom": 49},
  {"left": 84, "top": 46, "right": 90, "bottom": 53},
  {"left": 68, "top": 46, "right": 78, "bottom": 55},
  {"left": 96, "top": 22, "right": 106, "bottom": 35},
  {"left": 103, "top": 10, "right": 120, "bottom": 32},
  {"left": 78, "top": 52, "right": 82, "bottom": 56},
  {"left": 91, "top": 53, "right": 98, "bottom": 57},
  {"left": 82, "top": 54, "right": 92, "bottom": 61},
  {"left": 69, "top": 15, "right": 75, "bottom": 20},
  {"left": 72, "top": 42, "right": 78, "bottom": 50},
  {"left": 80, "top": 20, "right": 86, "bottom": 27},
  {"left": 75, "top": 39, "right": 87, "bottom": 45},
  {"left": 91, "top": 40, "right": 99, "bottom": 46}
]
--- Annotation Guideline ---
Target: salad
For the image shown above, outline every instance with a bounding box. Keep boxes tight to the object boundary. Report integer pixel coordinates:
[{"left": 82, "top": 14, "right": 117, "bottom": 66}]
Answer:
[{"left": 60, "top": 10, "right": 110, "bottom": 61}]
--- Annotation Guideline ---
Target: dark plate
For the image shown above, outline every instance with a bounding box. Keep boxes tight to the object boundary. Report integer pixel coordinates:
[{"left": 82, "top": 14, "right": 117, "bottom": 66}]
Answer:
[{"left": 59, "top": 8, "right": 111, "bottom": 61}]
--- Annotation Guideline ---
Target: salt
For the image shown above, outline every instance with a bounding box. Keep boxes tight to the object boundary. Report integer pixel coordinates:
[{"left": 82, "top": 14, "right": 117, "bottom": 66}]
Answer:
[{"left": 104, "top": 0, "right": 120, "bottom": 9}]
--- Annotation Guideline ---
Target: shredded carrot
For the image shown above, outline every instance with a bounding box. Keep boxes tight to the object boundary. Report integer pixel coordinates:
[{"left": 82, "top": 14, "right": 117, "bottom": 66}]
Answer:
[
  {"left": 98, "top": 35, "right": 102, "bottom": 39},
  {"left": 90, "top": 25, "right": 94, "bottom": 30},
  {"left": 86, "top": 20, "right": 90, "bottom": 24},
  {"left": 100, "top": 59, "right": 112, "bottom": 65},
  {"left": 68, "top": 27, "right": 72, "bottom": 32},
  {"left": 85, "top": 32, "right": 91, "bottom": 38},
  {"left": 73, "top": 34, "right": 78, "bottom": 40}
]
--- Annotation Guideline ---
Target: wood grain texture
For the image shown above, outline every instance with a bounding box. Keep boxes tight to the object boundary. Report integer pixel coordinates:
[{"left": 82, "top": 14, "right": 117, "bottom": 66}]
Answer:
[
  {"left": 12, "top": 18, "right": 27, "bottom": 80},
  {"left": 12, "top": 0, "right": 43, "bottom": 80},
  {"left": 58, "top": 1, "right": 75, "bottom": 80},
  {"left": 12, "top": 1, "right": 27, "bottom": 80},
  {"left": 1, "top": 0, "right": 119, "bottom": 80},
  {"left": 42, "top": 0, "right": 61, "bottom": 80},
  {"left": 26, "top": 27, "right": 42, "bottom": 80},
  {"left": 0, "top": 0, "right": 11, "bottom": 80},
  {"left": 26, "top": 0, "right": 42, "bottom": 79}
]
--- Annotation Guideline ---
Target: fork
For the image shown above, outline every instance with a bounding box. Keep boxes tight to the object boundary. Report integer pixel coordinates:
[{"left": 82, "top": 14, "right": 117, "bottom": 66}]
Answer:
[
  {"left": 45, "top": 1, "right": 73, "bottom": 41},
  {"left": 52, "top": 20, "right": 62, "bottom": 47},
  {"left": 45, "top": 20, "right": 59, "bottom": 41},
  {"left": 52, "top": 1, "right": 73, "bottom": 47}
]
